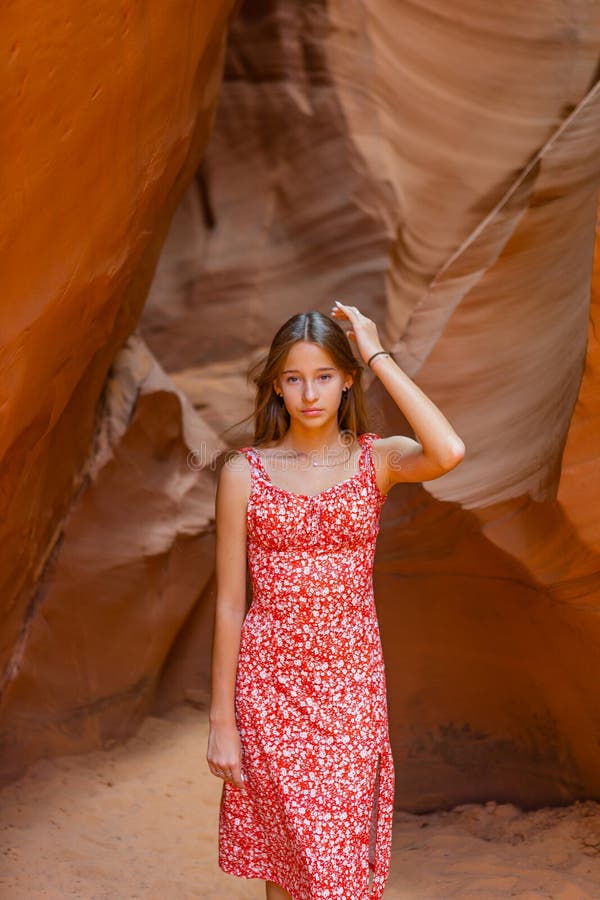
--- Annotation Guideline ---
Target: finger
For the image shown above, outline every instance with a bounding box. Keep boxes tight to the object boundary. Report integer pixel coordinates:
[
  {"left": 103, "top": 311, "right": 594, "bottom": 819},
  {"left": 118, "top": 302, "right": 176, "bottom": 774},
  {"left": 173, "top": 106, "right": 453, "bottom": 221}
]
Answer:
[
  {"left": 336, "top": 301, "right": 361, "bottom": 317},
  {"left": 223, "top": 772, "right": 244, "bottom": 789},
  {"left": 230, "top": 763, "right": 244, "bottom": 790},
  {"left": 333, "top": 300, "right": 352, "bottom": 313}
]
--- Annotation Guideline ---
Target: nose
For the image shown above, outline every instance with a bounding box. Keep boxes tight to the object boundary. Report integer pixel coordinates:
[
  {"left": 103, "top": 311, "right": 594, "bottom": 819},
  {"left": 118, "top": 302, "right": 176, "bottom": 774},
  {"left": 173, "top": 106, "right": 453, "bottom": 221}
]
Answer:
[{"left": 303, "top": 380, "right": 318, "bottom": 402}]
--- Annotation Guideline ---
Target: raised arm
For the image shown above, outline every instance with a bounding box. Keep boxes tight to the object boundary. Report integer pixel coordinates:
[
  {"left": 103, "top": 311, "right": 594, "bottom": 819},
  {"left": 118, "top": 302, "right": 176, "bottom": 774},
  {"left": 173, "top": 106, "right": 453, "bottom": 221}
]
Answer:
[
  {"left": 331, "top": 301, "right": 466, "bottom": 490},
  {"left": 206, "top": 452, "right": 250, "bottom": 791}
]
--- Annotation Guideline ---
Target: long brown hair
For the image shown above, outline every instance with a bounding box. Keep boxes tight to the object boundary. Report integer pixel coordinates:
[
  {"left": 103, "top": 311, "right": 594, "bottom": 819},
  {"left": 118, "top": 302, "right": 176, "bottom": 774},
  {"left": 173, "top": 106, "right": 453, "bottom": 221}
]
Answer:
[{"left": 227, "top": 311, "right": 370, "bottom": 446}]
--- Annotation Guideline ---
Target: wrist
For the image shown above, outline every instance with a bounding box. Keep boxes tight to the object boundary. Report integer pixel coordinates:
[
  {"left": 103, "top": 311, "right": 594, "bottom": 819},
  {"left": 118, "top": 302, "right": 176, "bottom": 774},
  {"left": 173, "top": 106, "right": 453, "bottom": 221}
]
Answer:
[
  {"left": 209, "top": 709, "right": 237, "bottom": 728},
  {"left": 366, "top": 349, "right": 392, "bottom": 368}
]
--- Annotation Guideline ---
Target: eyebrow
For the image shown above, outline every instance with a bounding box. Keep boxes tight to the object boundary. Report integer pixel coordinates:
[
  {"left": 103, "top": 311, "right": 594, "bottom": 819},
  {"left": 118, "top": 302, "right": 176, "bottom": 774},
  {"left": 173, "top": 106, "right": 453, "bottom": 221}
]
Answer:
[{"left": 281, "top": 367, "right": 337, "bottom": 374}]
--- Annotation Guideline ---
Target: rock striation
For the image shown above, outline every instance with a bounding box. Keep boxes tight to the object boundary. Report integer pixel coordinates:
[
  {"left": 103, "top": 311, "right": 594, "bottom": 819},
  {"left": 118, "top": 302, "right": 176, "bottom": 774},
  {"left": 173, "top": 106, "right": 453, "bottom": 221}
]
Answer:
[
  {"left": 3, "top": 0, "right": 600, "bottom": 810},
  {"left": 0, "top": 1, "right": 236, "bottom": 783},
  {"left": 141, "top": 1, "right": 600, "bottom": 810}
]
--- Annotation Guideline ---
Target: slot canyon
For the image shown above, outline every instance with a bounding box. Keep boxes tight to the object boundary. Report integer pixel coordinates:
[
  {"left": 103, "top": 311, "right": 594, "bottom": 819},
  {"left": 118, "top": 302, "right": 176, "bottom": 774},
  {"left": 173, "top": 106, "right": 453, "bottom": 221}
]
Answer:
[{"left": 2, "top": 0, "right": 600, "bottom": 826}]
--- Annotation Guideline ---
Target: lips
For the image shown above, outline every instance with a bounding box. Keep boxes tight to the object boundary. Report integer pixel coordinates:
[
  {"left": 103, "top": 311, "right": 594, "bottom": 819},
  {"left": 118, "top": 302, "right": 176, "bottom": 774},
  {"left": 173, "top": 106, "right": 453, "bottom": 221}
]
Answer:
[{"left": 301, "top": 408, "right": 323, "bottom": 414}]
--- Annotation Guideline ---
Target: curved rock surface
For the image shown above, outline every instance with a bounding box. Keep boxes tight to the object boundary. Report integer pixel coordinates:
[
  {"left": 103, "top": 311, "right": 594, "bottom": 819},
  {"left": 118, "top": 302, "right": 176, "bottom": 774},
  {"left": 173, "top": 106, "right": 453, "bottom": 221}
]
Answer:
[
  {"left": 3, "top": 0, "right": 600, "bottom": 810},
  {"left": 0, "top": 1, "right": 235, "bottom": 782},
  {"left": 0, "top": 335, "right": 225, "bottom": 783},
  {"left": 141, "top": 1, "right": 600, "bottom": 810}
]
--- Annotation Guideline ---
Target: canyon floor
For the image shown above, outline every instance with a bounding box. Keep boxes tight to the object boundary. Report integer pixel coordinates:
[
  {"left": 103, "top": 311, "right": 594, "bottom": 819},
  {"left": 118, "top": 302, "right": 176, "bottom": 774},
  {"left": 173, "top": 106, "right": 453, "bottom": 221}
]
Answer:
[{"left": 2, "top": 704, "right": 600, "bottom": 899}]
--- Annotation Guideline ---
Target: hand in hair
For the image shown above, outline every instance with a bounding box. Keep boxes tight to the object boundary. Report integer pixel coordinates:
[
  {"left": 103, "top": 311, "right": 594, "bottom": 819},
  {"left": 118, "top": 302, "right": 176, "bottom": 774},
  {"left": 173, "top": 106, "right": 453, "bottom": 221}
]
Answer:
[{"left": 330, "top": 301, "right": 386, "bottom": 366}]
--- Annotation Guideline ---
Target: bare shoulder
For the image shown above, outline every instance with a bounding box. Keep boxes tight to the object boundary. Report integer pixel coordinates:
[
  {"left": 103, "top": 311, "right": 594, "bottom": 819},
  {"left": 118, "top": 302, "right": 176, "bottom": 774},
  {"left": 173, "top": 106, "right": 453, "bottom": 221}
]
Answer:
[{"left": 217, "top": 449, "right": 252, "bottom": 508}]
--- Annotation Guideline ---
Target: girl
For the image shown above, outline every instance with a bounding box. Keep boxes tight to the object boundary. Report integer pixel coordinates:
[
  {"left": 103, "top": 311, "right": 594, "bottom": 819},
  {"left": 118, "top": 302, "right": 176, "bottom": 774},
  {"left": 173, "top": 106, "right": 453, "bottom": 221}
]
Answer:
[{"left": 207, "top": 302, "right": 465, "bottom": 900}]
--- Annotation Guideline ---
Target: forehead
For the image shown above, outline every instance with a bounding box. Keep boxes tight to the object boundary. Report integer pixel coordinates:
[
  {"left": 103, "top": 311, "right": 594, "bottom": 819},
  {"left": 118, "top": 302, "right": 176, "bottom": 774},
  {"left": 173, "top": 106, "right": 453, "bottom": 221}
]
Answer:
[{"left": 281, "top": 341, "right": 338, "bottom": 372}]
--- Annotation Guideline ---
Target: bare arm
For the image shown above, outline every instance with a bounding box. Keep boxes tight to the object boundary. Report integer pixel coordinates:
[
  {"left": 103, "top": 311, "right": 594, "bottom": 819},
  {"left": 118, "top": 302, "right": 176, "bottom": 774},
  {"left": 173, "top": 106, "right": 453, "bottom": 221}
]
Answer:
[
  {"left": 369, "top": 353, "right": 465, "bottom": 489},
  {"left": 206, "top": 452, "right": 250, "bottom": 791},
  {"left": 331, "top": 301, "right": 466, "bottom": 489}
]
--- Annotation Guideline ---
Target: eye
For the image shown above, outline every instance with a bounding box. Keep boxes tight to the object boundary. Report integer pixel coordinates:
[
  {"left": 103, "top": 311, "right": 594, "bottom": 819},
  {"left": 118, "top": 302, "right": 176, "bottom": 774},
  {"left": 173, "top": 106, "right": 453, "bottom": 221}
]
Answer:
[{"left": 284, "top": 374, "right": 333, "bottom": 383}]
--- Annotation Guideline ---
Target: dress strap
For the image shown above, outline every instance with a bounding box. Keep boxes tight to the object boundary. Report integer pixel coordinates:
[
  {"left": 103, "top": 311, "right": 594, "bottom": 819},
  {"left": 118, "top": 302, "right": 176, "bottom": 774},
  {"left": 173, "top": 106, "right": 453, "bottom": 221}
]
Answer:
[
  {"left": 358, "top": 432, "right": 383, "bottom": 494},
  {"left": 358, "top": 432, "right": 381, "bottom": 466},
  {"left": 237, "top": 445, "right": 268, "bottom": 480}
]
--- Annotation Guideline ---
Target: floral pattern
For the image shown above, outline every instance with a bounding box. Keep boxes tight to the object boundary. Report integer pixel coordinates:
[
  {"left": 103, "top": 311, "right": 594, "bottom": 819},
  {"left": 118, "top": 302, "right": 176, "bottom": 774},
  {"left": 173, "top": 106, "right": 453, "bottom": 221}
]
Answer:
[{"left": 218, "top": 432, "right": 395, "bottom": 899}]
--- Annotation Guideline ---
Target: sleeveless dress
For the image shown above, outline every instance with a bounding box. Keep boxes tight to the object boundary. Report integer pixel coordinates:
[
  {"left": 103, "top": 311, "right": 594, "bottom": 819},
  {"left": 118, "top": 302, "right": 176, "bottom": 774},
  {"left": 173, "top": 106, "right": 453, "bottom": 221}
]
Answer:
[{"left": 218, "top": 432, "right": 395, "bottom": 899}]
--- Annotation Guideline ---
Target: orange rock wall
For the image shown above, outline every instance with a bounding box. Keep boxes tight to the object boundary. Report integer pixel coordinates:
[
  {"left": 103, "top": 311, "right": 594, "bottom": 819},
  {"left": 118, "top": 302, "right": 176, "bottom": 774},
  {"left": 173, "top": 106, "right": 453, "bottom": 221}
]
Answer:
[
  {"left": 141, "top": 1, "right": 600, "bottom": 811},
  {"left": 0, "top": 1, "right": 236, "bottom": 782},
  {"left": 559, "top": 210, "right": 600, "bottom": 546},
  {"left": 2, "top": 0, "right": 600, "bottom": 811}
]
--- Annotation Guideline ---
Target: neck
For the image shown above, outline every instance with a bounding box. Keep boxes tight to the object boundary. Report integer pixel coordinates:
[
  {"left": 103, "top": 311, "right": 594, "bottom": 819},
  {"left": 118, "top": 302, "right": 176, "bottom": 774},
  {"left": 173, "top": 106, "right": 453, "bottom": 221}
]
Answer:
[{"left": 279, "top": 421, "right": 351, "bottom": 454}]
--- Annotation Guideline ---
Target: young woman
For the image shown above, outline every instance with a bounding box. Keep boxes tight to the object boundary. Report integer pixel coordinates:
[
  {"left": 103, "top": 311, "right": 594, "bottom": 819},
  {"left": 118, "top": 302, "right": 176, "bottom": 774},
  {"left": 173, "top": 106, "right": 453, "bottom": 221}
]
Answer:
[{"left": 207, "top": 302, "right": 465, "bottom": 900}]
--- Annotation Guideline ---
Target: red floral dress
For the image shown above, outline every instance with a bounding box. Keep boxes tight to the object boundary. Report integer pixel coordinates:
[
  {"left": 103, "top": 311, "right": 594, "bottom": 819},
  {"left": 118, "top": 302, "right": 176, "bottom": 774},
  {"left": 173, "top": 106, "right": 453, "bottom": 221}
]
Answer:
[{"left": 218, "top": 432, "right": 395, "bottom": 899}]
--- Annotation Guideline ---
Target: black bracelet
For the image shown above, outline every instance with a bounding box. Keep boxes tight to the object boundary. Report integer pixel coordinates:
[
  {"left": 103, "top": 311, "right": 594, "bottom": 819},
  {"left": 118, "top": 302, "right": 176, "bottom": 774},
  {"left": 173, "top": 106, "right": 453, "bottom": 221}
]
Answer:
[{"left": 367, "top": 350, "right": 391, "bottom": 367}]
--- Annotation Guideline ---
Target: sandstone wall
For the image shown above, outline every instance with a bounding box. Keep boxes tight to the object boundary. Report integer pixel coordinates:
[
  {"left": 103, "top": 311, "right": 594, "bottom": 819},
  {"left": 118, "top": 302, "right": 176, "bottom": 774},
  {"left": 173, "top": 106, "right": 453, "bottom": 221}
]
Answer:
[
  {"left": 0, "top": 1, "right": 236, "bottom": 783},
  {"left": 141, "top": 1, "right": 600, "bottom": 810},
  {"left": 3, "top": 0, "right": 600, "bottom": 810}
]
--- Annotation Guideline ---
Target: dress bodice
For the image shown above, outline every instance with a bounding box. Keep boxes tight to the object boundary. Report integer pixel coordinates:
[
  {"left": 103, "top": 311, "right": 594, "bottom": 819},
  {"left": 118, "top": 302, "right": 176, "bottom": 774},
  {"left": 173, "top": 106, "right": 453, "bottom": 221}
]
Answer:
[
  {"left": 239, "top": 431, "right": 386, "bottom": 552},
  {"left": 237, "top": 432, "right": 387, "bottom": 628}
]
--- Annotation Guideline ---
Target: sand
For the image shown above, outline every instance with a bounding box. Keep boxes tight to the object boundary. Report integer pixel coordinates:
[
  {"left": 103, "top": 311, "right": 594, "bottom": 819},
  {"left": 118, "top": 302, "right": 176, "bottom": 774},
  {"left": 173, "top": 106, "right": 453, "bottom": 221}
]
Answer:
[{"left": 2, "top": 703, "right": 600, "bottom": 899}]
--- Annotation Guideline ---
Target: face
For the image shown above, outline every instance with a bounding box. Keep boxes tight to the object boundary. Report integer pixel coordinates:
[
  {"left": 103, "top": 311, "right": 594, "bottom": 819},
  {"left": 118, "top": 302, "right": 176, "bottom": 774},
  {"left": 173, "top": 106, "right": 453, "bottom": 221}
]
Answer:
[{"left": 273, "top": 341, "right": 353, "bottom": 425}]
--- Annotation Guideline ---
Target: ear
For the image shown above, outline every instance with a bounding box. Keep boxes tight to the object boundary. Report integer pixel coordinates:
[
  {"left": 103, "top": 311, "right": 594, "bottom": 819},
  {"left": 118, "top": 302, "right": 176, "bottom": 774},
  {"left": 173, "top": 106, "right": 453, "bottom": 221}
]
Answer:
[
  {"left": 272, "top": 379, "right": 281, "bottom": 398},
  {"left": 344, "top": 375, "right": 354, "bottom": 391}
]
